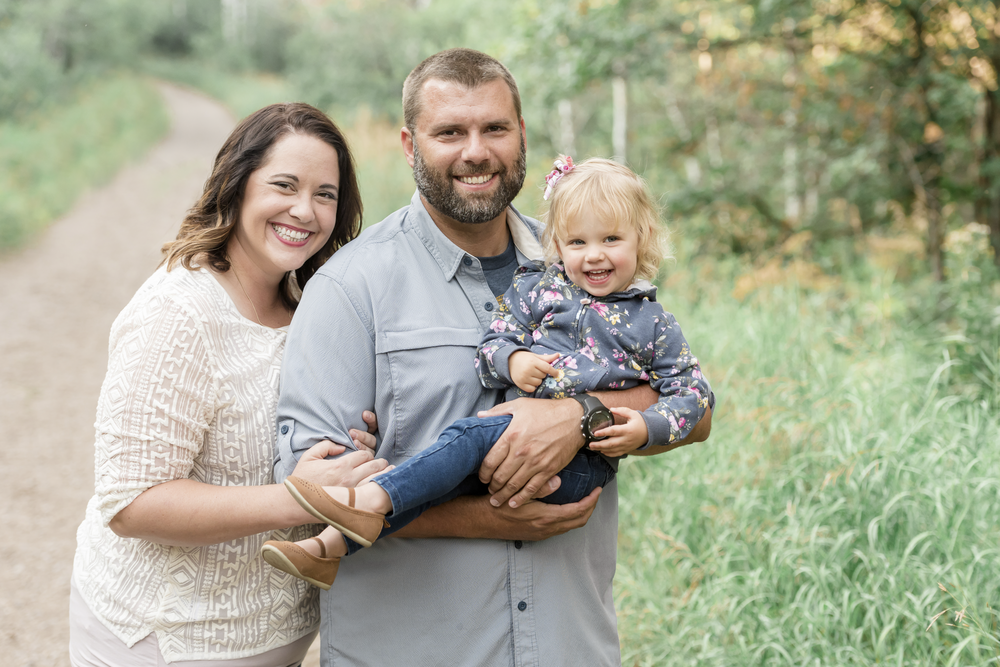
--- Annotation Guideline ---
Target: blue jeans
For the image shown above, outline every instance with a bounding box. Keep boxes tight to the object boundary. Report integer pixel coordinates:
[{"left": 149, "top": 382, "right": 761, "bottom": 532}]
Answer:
[{"left": 344, "top": 415, "right": 617, "bottom": 555}]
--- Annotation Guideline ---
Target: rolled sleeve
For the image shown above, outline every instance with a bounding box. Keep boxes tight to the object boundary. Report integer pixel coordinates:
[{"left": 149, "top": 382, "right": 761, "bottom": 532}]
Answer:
[
  {"left": 275, "top": 272, "right": 376, "bottom": 482},
  {"left": 93, "top": 297, "right": 216, "bottom": 526}
]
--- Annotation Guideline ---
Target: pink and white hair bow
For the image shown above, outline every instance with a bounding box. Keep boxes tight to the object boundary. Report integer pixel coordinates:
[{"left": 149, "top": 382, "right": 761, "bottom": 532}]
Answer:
[{"left": 543, "top": 156, "right": 575, "bottom": 200}]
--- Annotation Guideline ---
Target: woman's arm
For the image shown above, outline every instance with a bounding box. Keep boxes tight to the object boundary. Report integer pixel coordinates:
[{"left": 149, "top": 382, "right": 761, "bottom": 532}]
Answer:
[{"left": 109, "top": 439, "right": 387, "bottom": 546}]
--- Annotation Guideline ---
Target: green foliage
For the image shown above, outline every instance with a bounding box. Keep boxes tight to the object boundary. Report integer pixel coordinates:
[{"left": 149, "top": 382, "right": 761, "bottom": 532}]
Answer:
[
  {"left": 0, "top": 0, "right": 170, "bottom": 119},
  {"left": 615, "top": 260, "right": 1000, "bottom": 664},
  {"left": 0, "top": 75, "right": 168, "bottom": 248},
  {"left": 142, "top": 58, "right": 293, "bottom": 120},
  {"left": 284, "top": 0, "right": 513, "bottom": 123}
]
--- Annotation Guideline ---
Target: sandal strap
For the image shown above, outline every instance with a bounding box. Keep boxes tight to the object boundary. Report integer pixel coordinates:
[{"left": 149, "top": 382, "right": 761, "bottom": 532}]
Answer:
[
  {"left": 309, "top": 536, "right": 327, "bottom": 559},
  {"left": 348, "top": 487, "right": 356, "bottom": 508}
]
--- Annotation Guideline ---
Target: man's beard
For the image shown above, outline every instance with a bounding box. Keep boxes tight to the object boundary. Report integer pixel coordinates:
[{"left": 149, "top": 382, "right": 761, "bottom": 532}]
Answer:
[{"left": 412, "top": 137, "right": 526, "bottom": 225}]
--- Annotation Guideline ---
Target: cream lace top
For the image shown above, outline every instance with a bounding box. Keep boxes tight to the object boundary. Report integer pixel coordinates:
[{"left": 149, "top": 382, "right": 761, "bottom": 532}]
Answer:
[{"left": 73, "top": 266, "right": 319, "bottom": 663}]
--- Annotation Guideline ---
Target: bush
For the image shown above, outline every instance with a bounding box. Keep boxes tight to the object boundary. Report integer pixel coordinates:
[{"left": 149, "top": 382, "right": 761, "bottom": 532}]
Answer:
[{"left": 0, "top": 74, "right": 168, "bottom": 249}]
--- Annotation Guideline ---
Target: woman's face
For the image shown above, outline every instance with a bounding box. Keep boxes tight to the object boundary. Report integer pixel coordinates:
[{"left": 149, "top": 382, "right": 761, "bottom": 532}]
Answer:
[{"left": 232, "top": 132, "right": 340, "bottom": 282}]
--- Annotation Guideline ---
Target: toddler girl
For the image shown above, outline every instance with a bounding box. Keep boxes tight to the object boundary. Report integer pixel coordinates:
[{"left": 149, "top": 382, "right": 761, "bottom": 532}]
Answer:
[{"left": 262, "top": 157, "right": 715, "bottom": 589}]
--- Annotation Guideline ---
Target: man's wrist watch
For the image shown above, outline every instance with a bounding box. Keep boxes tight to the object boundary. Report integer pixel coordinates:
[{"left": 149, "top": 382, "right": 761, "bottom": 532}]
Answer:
[{"left": 570, "top": 394, "right": 614, "bottom": 444}]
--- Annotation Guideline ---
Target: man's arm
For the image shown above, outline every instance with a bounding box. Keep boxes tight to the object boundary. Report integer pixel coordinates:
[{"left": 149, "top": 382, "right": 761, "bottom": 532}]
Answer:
[
  {"left": 389, "top": 389, "right": 709, "bottom": 542},
  {"left": 476, "top": 383, "right": 666, "bottom": 509},
  {"left": 275, "top": 272, "right": 376, "bottom": 482},
  {"left": 390, "top": 488, "right": 602, "bottom": 541}
]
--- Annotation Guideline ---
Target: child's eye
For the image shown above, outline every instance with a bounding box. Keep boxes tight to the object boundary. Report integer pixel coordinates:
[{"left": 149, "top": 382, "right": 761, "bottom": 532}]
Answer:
[
  {"left": 605, "top": 236, "right": 620, "bottom": 242},
  {"left": 567, "top": 239, "right": 584, "bottom": 246}
]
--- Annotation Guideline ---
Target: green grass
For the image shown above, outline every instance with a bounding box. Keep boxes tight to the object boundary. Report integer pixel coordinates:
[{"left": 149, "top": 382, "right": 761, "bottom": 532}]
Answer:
[
  {"left": 0, "top": 74, "right": 168, "bottom": 250},
  {"left": 615, "top": 266, "right": 1000, "bottom": 665}
]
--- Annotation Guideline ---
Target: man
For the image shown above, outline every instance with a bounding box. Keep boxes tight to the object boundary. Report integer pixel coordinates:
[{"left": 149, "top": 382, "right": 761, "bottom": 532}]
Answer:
[{"left": 276, "top": 48, "right": 710, "bottom": 667}]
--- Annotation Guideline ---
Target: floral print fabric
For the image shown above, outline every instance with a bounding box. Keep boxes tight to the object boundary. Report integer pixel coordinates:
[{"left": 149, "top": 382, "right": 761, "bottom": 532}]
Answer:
[{"left": 477, "top": 262, "right": 714, "bottom": 448}]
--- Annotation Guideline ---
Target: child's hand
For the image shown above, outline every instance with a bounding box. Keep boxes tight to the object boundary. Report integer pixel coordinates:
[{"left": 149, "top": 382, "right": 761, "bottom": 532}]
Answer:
[
  {"left": 508, "top": 351, "right": 560, "bottom": 393},
  {"left": 587, "top": 407, "right": 649, "bottom": 457}
]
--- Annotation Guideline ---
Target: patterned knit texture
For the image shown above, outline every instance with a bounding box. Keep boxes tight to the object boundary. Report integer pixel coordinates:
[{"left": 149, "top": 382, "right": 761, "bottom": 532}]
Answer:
[{"left": 73, "top": 266, "right": 319, "bottom": 662}]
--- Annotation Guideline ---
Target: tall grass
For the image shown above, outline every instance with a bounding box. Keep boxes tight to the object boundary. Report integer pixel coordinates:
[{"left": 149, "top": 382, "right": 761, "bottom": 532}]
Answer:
[
  {"left": 615, "top": 266, "right": 1000, "bottom": 665},
  {"left": 0, "top": 74, "right": 167, "bottom": 249}
]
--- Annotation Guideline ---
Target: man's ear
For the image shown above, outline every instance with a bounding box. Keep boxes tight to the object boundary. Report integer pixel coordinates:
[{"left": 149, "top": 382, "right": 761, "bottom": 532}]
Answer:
[
  {"left": 401, "top": 127, "right": 416, "bottom": 168},
  {"left": 520, "top": 117, "right": 527, "bottom": 148}
]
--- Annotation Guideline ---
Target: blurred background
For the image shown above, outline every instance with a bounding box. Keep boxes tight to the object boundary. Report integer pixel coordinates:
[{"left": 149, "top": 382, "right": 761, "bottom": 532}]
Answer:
[{"left": 1, "top": 0, "right": 999, "bottom": 664}]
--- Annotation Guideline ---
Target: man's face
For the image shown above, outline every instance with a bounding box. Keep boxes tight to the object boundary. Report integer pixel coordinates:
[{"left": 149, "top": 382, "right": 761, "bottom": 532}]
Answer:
[{"left": 403, "top": 79, "right": 526, "bottom": 226}]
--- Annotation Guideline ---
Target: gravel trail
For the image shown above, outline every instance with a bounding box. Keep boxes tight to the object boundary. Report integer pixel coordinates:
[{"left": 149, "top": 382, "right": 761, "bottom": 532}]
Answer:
[{"left": 0, "top": 82, "right": 241, "bottom": 666}]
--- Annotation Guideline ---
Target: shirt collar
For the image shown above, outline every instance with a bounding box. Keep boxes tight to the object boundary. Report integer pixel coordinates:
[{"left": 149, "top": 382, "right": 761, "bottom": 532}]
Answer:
[{"left": 406, "top": 190, "right": 544, "bottom": 281}]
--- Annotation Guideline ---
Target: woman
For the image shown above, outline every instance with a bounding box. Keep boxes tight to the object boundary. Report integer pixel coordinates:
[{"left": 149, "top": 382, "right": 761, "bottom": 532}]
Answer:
[{"left": 69, "top": 103, "right": 386, "bottom": 666}]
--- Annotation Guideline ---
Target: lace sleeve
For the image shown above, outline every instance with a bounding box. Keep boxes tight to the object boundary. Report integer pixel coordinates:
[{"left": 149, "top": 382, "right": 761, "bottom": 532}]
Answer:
[{"left": 92, "top": 292, "right": 218, "bottom": 527}]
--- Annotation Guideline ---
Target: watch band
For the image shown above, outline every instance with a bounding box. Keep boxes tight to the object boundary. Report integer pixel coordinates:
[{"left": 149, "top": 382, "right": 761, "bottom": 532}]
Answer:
[{"left": 570, "top": 393, "right": 610, "bottom": 443}]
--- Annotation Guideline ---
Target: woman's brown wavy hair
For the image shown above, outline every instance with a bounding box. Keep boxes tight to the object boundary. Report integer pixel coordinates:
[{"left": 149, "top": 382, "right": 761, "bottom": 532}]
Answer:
[{"left": 161, "top": 102, "right": 362, "bottom": 310}]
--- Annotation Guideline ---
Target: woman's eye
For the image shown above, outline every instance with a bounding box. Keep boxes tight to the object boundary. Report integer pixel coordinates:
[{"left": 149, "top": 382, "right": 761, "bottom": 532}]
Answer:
[
  {"left": 272, "top": 181, "right": 293, "bottom": 190},
  {"left": 318, "top": 191, "right": 338, "bottom": 201}
]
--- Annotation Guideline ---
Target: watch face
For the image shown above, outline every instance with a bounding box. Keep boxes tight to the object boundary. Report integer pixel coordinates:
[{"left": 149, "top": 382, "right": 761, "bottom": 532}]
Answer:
[{"left": 586, "top": 410, "right": 615, "bottom": 440}]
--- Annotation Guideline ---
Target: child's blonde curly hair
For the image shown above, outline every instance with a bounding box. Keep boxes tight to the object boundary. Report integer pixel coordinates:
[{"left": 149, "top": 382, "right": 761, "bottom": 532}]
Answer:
[{"left": 540, "top": 158, "right": 671, "bottom": 282}]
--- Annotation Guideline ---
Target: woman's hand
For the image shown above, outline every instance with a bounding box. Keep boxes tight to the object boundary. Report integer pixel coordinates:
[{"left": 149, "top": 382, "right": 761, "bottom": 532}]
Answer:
[{"left": 290, "top": 439, "right": 389, "bottom": 488}]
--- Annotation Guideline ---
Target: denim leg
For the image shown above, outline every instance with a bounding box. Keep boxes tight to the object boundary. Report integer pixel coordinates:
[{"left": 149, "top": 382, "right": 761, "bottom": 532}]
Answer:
[
  {"left": 539, "top": 451, "right": 618, "bottom": 505},
  {"left": 372, "top": 415, "right": 511, "bottom": 525}
]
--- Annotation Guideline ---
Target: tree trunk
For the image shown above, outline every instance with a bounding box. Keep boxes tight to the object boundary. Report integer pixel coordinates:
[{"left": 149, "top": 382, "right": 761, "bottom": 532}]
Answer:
[
  {"left": 782, "top": 110, "right": 801, "bottom": 225},
  {"left": 981, "top": 57, "right": 1000, "bottom": 270},
  {"left": 558, "top": 99, "right": 577, "bottom": 157},
  {"left": 221, "top": 0, "right": 247, "bottom": 46},
  {"left": 612, "top": 62, "right": 627, "bottom": 163}
]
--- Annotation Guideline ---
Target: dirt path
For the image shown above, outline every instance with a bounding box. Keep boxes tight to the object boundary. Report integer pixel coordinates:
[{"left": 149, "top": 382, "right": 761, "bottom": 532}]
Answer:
[{"left": 0, "top": 82, "right": 330, "bottom": 667}]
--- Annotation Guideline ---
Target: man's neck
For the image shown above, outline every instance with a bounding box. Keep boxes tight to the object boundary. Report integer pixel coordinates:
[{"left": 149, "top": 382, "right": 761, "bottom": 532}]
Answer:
[{"left": 421, "top": 195, "right": 511, "bottom": 257}]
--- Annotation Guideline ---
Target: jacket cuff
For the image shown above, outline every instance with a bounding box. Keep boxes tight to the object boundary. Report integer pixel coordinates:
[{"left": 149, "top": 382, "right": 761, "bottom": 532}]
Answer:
[{"left": 489, "top": 343, "right": 526, "bottom": 384}]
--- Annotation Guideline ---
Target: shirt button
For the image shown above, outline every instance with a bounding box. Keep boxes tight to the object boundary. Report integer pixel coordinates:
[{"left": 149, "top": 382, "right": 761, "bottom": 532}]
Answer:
[
  {"left": 484, "top": 302, "right": 494, "bottom": 312},
  {"left": 517, "top": 601, "right": 527, "bottom": 611},
  {"left": 280, "top": 425, "right": 289, "bottom": 434},
  {"left": 514, "top": 540, "right": 523, "bottom": 549},
  {"left": 463, "top": 257, "right": 473, "bottom": 266}
]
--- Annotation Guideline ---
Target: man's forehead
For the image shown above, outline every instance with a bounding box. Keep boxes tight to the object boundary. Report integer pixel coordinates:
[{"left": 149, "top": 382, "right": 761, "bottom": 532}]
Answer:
[{"left": 415, "top": 78, "right": 518, "bottom": 129}]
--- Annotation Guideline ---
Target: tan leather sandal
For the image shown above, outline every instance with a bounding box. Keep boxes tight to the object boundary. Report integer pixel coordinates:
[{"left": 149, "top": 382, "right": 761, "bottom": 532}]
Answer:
[
  {"left": 261, "top": 537, "right": 340, "bottom": 590},
  {"left": 284, "top": 476, "right": 388, "bottom": 548}
]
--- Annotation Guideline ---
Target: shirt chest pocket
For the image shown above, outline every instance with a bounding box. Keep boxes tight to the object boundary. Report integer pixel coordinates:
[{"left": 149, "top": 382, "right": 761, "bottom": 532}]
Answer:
[{"left": 376, "top": 327, "right": 489, "bottom": 457}]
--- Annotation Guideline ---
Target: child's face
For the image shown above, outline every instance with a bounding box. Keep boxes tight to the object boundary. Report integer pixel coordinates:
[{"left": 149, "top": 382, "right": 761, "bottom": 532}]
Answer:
[{"left": 555, "top": 212, "right": 639, "bottom": 297}]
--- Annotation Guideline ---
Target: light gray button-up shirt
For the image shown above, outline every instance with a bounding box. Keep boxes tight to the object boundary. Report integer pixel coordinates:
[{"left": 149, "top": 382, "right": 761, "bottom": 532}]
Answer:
[{"left": 276, "top": 191, "right": 621, "bottom": 667}]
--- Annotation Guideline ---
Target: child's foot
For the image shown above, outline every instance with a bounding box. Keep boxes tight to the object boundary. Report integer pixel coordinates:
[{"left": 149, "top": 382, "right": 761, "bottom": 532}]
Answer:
[
  {"left": 261, "top": 537, "right": 340, "bottom": 590},
  {"left": 284, "top": 477, "right": 389, "bottom": 547}
]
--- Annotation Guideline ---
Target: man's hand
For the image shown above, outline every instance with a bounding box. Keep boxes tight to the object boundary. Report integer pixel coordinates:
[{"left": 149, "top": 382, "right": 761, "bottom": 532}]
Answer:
[
  {"left": 348, "top": 410, "right": 379, "bottom": 454},
  {"left": 477, "top": 397, "right": 585, "bottom": 509},
  {"left": 508, "top": 351, "right": 559, "bottom": 393},
  {"left": 588, "top": 406, "right": 649, "bottom": 457},
  {"left": 391, "top": 487, "right": 602, "bottom": 541}
]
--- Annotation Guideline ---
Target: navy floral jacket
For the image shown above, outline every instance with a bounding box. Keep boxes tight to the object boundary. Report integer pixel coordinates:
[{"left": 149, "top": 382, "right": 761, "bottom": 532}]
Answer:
[{"left": 476, "top": 261, "right": 715, "bottom": 448}]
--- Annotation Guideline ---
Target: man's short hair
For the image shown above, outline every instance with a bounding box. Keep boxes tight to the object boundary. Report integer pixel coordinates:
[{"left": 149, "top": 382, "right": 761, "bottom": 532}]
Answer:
[{"left": 402, "top": 48, "right": 522, "bottom": 132}]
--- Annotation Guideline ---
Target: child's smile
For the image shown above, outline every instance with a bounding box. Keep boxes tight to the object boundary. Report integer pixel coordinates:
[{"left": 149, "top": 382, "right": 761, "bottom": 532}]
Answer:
[{"left": 556, "top": 212, "right": 639, "bottom": 297}]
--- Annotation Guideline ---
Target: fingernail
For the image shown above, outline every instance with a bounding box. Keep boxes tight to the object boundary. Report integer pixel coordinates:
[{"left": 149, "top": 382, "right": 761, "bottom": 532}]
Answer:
[
  {"left": 509, "top": 500, "right": 518, "bottom": 508},
  {"left": 490, "top": 498, "right": 500, "bottom": 507}
]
